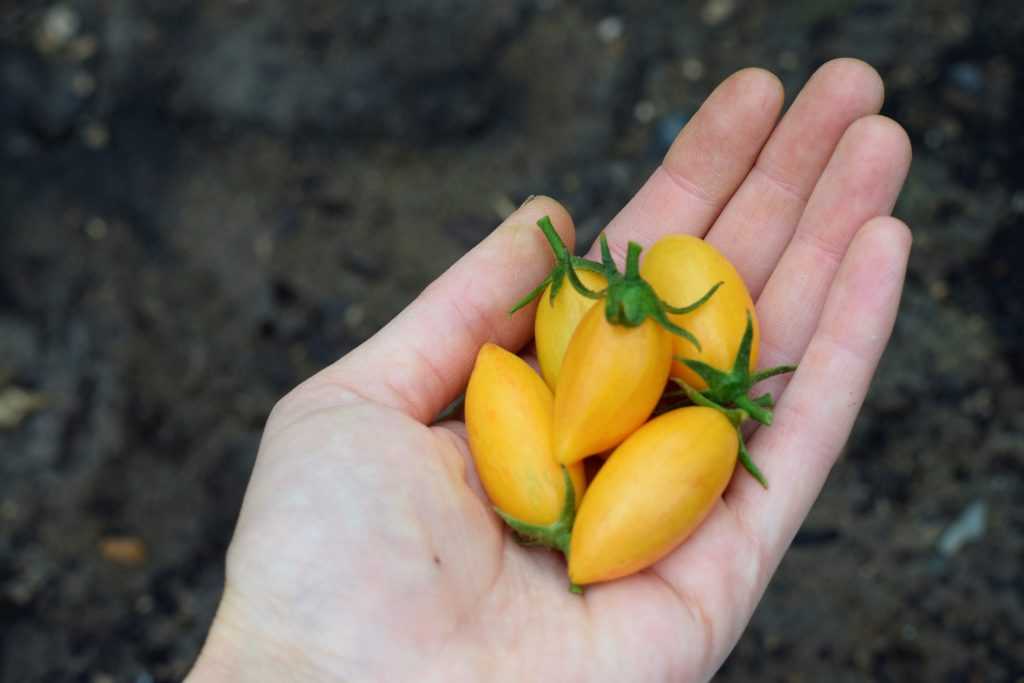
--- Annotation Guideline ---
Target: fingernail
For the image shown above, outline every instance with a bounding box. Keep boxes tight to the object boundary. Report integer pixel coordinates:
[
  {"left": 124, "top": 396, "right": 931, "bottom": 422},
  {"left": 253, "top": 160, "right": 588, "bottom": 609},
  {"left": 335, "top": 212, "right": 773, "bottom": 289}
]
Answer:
[{"left": 518, "top": 194, "right": 537, "bottom": 210}]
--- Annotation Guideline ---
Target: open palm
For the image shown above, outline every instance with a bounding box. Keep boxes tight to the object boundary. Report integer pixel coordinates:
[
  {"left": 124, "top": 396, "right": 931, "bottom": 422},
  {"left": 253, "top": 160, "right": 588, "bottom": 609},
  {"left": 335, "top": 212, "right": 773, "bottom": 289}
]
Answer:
[{"left": 189, "top": 60, "right": 912, "bottom": 683}]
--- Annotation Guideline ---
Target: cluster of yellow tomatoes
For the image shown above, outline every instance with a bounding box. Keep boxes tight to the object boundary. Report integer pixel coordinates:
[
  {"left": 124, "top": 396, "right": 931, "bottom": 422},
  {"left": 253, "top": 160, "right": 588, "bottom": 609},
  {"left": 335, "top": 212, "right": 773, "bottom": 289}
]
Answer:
[{"left": 465, "top": 217, "right": 794, "bottom": 591}]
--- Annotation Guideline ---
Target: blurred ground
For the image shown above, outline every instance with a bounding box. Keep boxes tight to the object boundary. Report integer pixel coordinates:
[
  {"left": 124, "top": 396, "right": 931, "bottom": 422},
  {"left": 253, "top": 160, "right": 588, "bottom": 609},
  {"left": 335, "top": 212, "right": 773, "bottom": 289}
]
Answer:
[{"left": 1, "top": 1, "right": 1022, "bottom": 681}]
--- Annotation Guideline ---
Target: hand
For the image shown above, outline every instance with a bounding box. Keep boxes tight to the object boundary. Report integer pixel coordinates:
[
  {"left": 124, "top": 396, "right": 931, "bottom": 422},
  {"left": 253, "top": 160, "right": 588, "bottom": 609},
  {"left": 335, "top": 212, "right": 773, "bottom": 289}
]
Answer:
[{"left": 188, "top": 59, "right": 911, "bottom": 682}]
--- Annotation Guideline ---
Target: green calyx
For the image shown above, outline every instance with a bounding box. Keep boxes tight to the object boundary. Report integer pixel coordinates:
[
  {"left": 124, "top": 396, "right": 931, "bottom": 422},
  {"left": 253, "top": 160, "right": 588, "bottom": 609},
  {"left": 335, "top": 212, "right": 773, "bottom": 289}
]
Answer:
[
  {"left": 493, "top": 466, "right": 582, "bottom": 594},
  {"left": 510, "top": 216, "right": 720, "bottom": 349},
  {"left": 679, "top": 311, "right": 796, "bottom": 426},
  {"left": 494, "top": 466, "right": 574, "bottom": 554},
  {"left": 508, "top": 217, "right": 606, "bottom": 314},
  {"left": 593, "top": 235, "right": 721, "bottom": 350},
  {"left": 674, "top": 380, "right": 768, "bottom": 488},
  {"left": 671, "top": 314, "right": 797, "bottom": 488}
]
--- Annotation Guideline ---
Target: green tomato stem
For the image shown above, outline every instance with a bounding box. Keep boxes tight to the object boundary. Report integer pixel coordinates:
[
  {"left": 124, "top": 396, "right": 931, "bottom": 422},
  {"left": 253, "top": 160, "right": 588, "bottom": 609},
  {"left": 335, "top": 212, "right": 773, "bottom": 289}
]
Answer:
[
  {"left": 734, "top": 394, "right": 773, "bottom": 426},
  {"left": 661, "top": 281, "right": 724, "bottom": 315},
  {"left": 673, "top": 379, "right": 767, "bottom": 486},
  {"left": 750, "top": 364, "right": 799, "bottom": 384},
  {"left": 675, "top": 380, "right": 746, "bottom": 426},
  {"left": 516, "top": 217, "right": 719, "bottom": 347},
  {"left": 508, "top": 218, "right": 608, "bottom": 313},
  {"left": 624, "top": 241, "right": 642, "bottom": 279},
  {"left": 536, "top": 216, "right": 569, "bottom": 262},
  {"left": 599, "top": 233, "right": 616, "bottom": 271},
  {"left": 653, "top": 305, "right": 702, "bottom": 351},
  {"left": 492, "top": 466, "right": 576, "bottom": 556},
  {"left": 738, "top": 436, "right": 768, "bottom": 489},
  {"left": 508, "top": 275, "right": 552, "bottom": 314},
  {"left": 564, "top": 258, "right": 605, "bottom": 301},
  {"left": 679, "top": 312, "right": 797, "bottom": 426}
]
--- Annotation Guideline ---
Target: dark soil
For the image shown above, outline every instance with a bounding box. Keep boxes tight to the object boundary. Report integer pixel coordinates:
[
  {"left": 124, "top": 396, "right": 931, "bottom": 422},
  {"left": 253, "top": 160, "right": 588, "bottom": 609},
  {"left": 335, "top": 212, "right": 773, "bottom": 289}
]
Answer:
[{"left": 1, "top": 2, "right": 1022, "bottom": 681}]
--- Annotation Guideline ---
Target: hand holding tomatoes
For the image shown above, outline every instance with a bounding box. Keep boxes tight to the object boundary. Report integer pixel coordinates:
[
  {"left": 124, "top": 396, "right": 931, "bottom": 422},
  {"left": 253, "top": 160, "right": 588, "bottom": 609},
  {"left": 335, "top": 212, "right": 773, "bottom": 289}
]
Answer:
[{"left": 197, "top": 62, "right": 912, "bottom": 683}]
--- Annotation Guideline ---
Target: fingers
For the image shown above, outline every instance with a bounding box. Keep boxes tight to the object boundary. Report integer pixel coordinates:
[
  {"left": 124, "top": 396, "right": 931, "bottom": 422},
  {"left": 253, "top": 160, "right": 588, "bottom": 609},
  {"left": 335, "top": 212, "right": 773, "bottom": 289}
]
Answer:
[
  {"left": 645, "top": 217, "right": 910, "bottom": 660},
  {"left": 705, "top": 59, "right": 885, "bottom": 296},
  {"left": 590, "top": 68, "right": 784, "bottom": 263},
  {"left": 731, "top": 216, "right": 912, "bottom": 558},
  {"left": 753, "top": 114, "right": 912, "bottom": 399},
  {"left": 313, "top": 197, "right": 575, "bottom": 423}
]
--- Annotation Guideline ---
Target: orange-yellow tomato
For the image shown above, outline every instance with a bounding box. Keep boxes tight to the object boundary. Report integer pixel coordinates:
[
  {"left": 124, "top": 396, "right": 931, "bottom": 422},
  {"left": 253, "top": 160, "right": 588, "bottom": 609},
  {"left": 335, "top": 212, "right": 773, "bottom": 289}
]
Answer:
[
  {"left": 640, "top": 235, "right": 758, "bottom": 390},
  {"left": 553, "top": 305, "right": 672, "bottom": 465},
  {"left": 465, "top": 343, "right": 585, "bottom": 525},
  {"left": 535, "top": 268, "right": 607, "bottom": 389},
  {"left": 568, "top": 406, "right": 738, "bottom": 585}
]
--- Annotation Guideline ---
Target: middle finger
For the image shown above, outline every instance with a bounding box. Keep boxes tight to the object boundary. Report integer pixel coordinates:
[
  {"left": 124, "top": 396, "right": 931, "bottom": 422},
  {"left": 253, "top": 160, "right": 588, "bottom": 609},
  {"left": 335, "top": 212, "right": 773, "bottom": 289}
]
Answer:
[
  {"left": 591, "top": 68, "right": 784, "bottom": 263},
  {"left": 704, "top": 58, "right": 885, "bottom": 296}
]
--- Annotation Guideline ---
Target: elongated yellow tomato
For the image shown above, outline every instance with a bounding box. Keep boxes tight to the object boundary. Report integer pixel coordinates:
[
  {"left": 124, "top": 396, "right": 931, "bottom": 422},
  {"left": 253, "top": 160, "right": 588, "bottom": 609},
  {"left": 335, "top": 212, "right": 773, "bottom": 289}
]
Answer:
[
  {"left": 535, "top": 268, "right": 607, "bottom": 389},
  {"left": 640, "top": 235, "right": 758, "bottom": 390},
  {"left": 465, "top": 343, "right": 585, "bottom": 526},
  {"left": 553, "top": 304, "right": 672, "bottom": 465},
  {"left": 569, "top": 406, "right": 738, "bottom": 585}
]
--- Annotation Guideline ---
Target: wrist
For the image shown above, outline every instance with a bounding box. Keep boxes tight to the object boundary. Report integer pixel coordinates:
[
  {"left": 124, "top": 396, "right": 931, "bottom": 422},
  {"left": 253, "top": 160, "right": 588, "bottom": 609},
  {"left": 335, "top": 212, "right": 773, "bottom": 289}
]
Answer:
[
  {"left": 186, "top": 591, "right": 326, "bottom": 683},
  {"left": 187, "top": 615, "right": 272, "bottom": 683}
]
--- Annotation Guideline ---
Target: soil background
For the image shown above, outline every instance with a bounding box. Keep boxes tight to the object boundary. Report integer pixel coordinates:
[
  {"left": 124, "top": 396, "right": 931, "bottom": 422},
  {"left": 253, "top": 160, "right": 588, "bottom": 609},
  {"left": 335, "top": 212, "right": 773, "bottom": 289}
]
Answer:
[{"left": 2, "top": 1, "right": 1023, "bottom": 681}]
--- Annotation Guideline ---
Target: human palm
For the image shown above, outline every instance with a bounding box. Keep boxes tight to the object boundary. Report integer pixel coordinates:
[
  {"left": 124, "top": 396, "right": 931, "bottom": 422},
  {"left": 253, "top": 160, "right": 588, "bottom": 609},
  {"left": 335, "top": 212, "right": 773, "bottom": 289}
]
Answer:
[{"left": 189, "top": 60, "right": 912, "bottom": 682}]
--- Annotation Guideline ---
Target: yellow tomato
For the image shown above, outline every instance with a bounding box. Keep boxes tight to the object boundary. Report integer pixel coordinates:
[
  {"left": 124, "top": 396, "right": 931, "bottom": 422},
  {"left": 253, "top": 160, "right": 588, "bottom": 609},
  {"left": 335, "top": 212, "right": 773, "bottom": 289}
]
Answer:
[
  {"left": 640, "top": 235, "right": 758, "bottom": 390},
  {"left": 568, "top": 406, "right": 738, "bottom": 585},
  {"left": 465, "top": 343, "right": 586, "bottom": 525},
  {"left": 535, "top": 268, "right": 607, "bottom": 389},
  {"left": 553, "top": 305, "right": 672, "bottom": 465}
]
